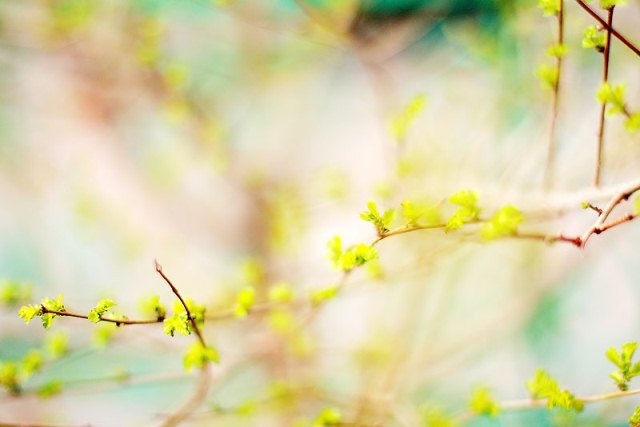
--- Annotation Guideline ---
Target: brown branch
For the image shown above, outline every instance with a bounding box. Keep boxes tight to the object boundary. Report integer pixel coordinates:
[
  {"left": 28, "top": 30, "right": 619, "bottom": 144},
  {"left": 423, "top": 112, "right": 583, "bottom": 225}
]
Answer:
[
  {"left": 40, "top": 307, "right": 161, "bottom": 325},
  {"left": 158, "top": 364, "right": 213, "bottom": 427},
  {"left": 594, "top": 6, "right": 615, "bottom": 187},
  {"left": 544, "top": 1, "right": 565, "bottom": 190},
  {"left": 579, "top": 179, "right": 640, "bottom": 246},
  {"left": 154, "top": 259, "right": 206, "bottom": 347},
  {"left": 575, "top": 0, "right": 640, "bottom": 57}
]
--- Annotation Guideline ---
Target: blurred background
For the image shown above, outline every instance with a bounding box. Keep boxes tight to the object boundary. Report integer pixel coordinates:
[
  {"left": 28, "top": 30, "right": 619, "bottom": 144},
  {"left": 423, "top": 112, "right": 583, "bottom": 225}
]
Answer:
[{"left": 1, "top": 0, "right": 640, "bottom": 426}]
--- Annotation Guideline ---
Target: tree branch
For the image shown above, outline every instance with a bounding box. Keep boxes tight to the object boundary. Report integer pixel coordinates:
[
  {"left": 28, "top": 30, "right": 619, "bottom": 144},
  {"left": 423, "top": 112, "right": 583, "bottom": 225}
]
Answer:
[{"left": 574, "top": 0, "right": 640, "bottom": 57}]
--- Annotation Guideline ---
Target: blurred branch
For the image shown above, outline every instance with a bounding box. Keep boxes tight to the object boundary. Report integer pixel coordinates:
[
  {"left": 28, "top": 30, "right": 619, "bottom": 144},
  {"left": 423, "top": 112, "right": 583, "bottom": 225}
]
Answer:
[{"left": 594, "top": 6, "right": 615, "bottom": 187}]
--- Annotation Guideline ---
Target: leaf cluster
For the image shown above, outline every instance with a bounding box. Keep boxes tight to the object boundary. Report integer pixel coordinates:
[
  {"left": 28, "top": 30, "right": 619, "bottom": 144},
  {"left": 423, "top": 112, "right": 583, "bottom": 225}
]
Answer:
[
  {"left": 596, "top": 83, "right": 640, "bottom": 132},
  {"left": 606, "top": 342, "right": 640, "bottom": 391},
  {"left": 163, "top": 299, "right": 205, "bottom": 337},
  {"left": 526, "top": 369, "right": 584, "bottom": 411},
  {"left": 480, "top": 205, "right": 524, "bottom": 240},
  {"left": 327, "top": 236, "right": 377, "bottom": 272},
  {"left": 469, "top": 386, "right": 500, "bottom": 417},
  {"left": 19, "top": 294, "right": 65, "bottom": 329},
  {"left": 446, "top": 190, "right": 481, "bottom": 232},
  {"left": 360, "top": 201, "right": 396, "bottom": 235},
  {"left": 388, "top": 93, "right": 426, "bottom": 141}
]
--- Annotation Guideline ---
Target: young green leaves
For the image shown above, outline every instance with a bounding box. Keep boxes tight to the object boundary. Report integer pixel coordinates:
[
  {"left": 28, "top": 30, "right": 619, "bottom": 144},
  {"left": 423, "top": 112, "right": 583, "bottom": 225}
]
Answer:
[
  {"left": 480, "top": 205, "right": 524, "bottom": 240},
  {"left": 606, "top": 342, "right": 640, "bottom": 391},
  {"left": 19, "top": 294, "right": 65, "bottom": 329},
  {"left": 526, "top": 369, "right": 584, "bottom": 411},
  {"left": 446, "top": 190, "right": 480, "bottom": 231},
  {"left": 360, "top": 201, "right": 395, "bottom": 236},
  {"left": 233, "top": 286, "right": 256, "bottom": 319},
  {"left": 596, "top": 83, "right": 640, "bottom": 132},
  {"left": 183, "top": 342, "right": 219, "bottom": 371},
  {"left": 469, "top": 386, "right": 500, "bottom": 417},
  {"left": 0, "top": 280, "right": 32, "bottom": 306},
  {"left": 582, "top": 26, "right": 606, "bottom": 52},
  {"left": 327, "top": 236, "right": 377, "bottom": 272},
  {"left": 538, "top": 0, "right": 561, "bottom": 16},
  {"left": 87, "top": 299, "right": 117, "bottom": 323},
  {"left": 163, "top": 299, "right": 205, "bottom": 337},
  {"left": 630, "top": 407, "right": 640, "bottom": 427},
  {"left": 388, "top": 93, "right": 426, "bottom": 141}
]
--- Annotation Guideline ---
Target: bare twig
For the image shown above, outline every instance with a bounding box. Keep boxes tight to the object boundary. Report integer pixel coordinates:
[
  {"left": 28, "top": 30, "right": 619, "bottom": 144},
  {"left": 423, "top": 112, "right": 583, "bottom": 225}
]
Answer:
[
  {"left": 594, "top": 6, "right": 615, "bottom": 187},
  {"left": 544, "top": 1, "right": 565, "bottom": 190},
  {"left": 40, "top": 308, "right": 161, "bottom": 325},
  {"left": 157, "top": 364, "right": 213, "bottom": 427}
]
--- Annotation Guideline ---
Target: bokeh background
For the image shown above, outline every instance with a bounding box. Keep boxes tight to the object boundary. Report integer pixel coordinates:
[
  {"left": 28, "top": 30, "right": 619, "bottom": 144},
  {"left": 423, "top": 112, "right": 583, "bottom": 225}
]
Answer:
[{"left": 1, "top": 0, "right": 640, "bottom": 426}]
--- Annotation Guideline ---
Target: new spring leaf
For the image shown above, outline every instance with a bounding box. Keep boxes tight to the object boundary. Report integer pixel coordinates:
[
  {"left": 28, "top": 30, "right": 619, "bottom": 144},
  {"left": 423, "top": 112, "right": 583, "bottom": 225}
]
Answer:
[
  {"left": 526, "top": 369, "right": 584, "bottom": 411},
  {"left": 606, "top": 342, "right": 640, "bottom": 391},
  {"left": 481, "top": 205, "right": 523, "bottom": 240},
  {"left": 446, "top": 190, "right": 480, "bottom": 231},
  {"left": 360, "top": 201, "right": 396, "bottom": 235}
]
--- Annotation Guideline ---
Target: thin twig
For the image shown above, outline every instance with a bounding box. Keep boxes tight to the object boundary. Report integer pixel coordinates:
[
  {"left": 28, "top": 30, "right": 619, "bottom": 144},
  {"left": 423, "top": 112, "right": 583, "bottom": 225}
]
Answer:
[
  {"left": 154, "top": 259, "right": 206, "bottom": 347},
  {"left": 544, "top": 1, "right": 565, "bottom": 190},
  {"left": 455, "top": 386, "right": 640, "bottom": 423},
  {"left": 575, "top": 0, "right": 640, "bottom": 57},
  {"left": 40, "top": 308, "right": 161, "bottom": 325},
  {"left": 594, "top": 6, "right": 615, "bottom": 187},
  {"left": 157, "top": 364, "right": 213, "bottom": 427}
]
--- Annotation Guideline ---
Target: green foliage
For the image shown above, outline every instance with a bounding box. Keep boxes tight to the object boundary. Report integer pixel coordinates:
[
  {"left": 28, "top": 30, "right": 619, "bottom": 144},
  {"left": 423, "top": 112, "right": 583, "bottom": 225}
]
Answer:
[
  {"left": 18, "top": 304, "right": 42, "bottom": 325},
  {"left": 140, "top": 295, "right": 167, "bottom": 320},
  {"left": 327, "top": 236, "right": 343, "bottom": 268},
  {"left": 360, "top": 201, "right": 396, "bottom": 235},
  {"left": 267, "top": 308, "right": 296, "bottom": 334},
  {"left": 629, "top": 407, "right": 640, "bottom": 427},
  {"left": 233, "top": 286, "right": 256, "bottom": 319},
  {"left": 400, "top": 200, "right": 442, "bottom": 227},
  {"left": 420, "top": 405, "right": 457, "bottom": 427},
  {"left": 597, "top": 0, "right": 625, "bottom": 9},
  {"left": 526, "top": 369, "right": 584, "bottom": 411},
  {"left": 21, "top": 350, "right": 43, "bottom": 379},
  {"left": 469, "top": 386, "right": 500, "bottom": 417},
  {"left": 183, "top": 342, "right": 219, "bottom": 371},
  {"left": 268, "top": 283, "right": 294, "bottom": 303},
  {"left": 93, "top": 323, "right": 117, "bottom": 347},
  {"left": 537, "top": 64, "right": 559, "bottom": 89},
  {"left": 327, "top": 236, "right": 377, "bottom": 271},
  {"left": 0, "top": 361, "right": 20, "bottom": 395},
  {"left": 582, "top": 26, "right": 605, "bottom": 52},
  {"left": 481, "top": 205, "right": 524, "bottom": 240},
  {"left": 44, "top": 331, "right": 69, "bottom": 359},
  {"left": 37, "top": 380, "right": 63, "bottom": 398},
  {"left": 19, "top": 294, "right": 66, "bottom": 329},
  {"left": 606, "top": 342, "right": 640, "bottom": 391},
  {"left": 389, "top": 93, "right": 427, "bottom": 141},
  {"left": 625, "top": 113, "right": 640, "bottom": 133},
  {"left": 87, "top": 298, "right": 117, "bottom": 323},
  {"left": 310, "top": 285, "right": 339, "bottom": 306},
  {"left": 547, "top": 43, "right": 568, "bottom": 58},
  {"left": 341, "top": 244, "right": 378, "bottom": 271},
  {"left": 446, "top": 190, "right": 480, "bottom": 232},
  {"left": 163, "top": 299, "right": 205, "bottom": 337},
  {"left": 538, "top": 0, "right": 561, "bottom": 15},
  {"left": 597, "top": 83, "right": 627, "bottom": 115},
  {"left": 312, "top": 407, "right": 341, "bottom": 426},
  {"left": 0, "top": 280, "right": 32, "bottom": 306}
]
